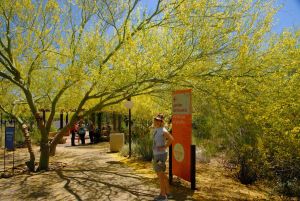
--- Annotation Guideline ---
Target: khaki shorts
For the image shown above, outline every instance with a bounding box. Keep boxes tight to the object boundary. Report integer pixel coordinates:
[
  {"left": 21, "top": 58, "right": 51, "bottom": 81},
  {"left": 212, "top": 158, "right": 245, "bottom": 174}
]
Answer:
[{"left": 153, "top": 152, "right": 167, "bottom": 173}]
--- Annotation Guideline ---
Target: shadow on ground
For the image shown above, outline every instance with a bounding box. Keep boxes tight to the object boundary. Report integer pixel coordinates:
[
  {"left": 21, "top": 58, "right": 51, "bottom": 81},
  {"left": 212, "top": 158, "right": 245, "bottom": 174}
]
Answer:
[
  {"left": 53, "top": 152, "right": 196, "bottom": 201},
  {"left": 0, "top": 143, "right": 196, "bottom": 201},
  {"left": 1, "top": 142, "right": 281, "bottom": 200}
]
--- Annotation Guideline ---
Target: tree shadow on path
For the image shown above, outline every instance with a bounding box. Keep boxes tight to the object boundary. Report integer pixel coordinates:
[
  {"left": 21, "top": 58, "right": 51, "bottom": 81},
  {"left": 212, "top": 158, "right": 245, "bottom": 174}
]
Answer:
[
  {"left": 55, "top": 166, "right": 158, "bottom": 200},
  {"left": 0, "top": 143, "right": 199, "bottom": 201}
]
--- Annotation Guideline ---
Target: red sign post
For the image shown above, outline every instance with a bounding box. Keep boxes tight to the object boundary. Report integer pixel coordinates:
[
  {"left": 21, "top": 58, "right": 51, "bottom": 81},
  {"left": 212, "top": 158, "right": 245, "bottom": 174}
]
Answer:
[{"left": 170, "top": 89, "right": 195, "bottom": 189}]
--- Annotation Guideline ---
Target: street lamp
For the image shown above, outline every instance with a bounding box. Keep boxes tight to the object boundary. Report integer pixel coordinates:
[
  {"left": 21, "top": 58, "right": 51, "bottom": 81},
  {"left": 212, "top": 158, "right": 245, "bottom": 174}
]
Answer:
[{"left": 124, "top": 97, "right": 134, "bottom": 157}]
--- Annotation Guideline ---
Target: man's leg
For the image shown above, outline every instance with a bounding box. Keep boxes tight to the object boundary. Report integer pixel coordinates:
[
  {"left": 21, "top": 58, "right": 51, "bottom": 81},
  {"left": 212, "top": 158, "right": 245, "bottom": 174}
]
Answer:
[
  {"left": 82, "top": 134, "right": 85, "bottom": 144},
  {"left": 90, "top": 131, "right": 94, "bottom": 143},
  {"left": 163, "top": 173, "right": 170, "bottom": 195},
  {"left": 157, "top": 172, "right": 166, "bottom": 196},
  {"left": 71, "top": 131, "right": 75, "bottom": 146}
]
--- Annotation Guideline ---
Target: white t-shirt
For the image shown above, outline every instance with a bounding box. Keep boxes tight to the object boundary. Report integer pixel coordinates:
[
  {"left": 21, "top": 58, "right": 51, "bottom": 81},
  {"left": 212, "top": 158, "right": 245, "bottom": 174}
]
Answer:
[{"left": 153, "top": 127, "right": 168, "bottom": 156}]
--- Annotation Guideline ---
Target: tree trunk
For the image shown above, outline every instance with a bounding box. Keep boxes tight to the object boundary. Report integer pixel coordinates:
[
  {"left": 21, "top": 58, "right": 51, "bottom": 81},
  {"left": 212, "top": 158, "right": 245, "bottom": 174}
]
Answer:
[
  {"left": 49, "top": 126, "right": 69, "bottom": 156},
  {"left": 49, "top": 132, "right": 61, "bottom": 156},
  {"left": 38, "top": 130, "right": 49, "bottom": 171},
  {"left": 50, "top": 114, "right": 79, "bottom": 156},
  {"left": 21, "top": 124, "right": 35, "bottom": 172}
]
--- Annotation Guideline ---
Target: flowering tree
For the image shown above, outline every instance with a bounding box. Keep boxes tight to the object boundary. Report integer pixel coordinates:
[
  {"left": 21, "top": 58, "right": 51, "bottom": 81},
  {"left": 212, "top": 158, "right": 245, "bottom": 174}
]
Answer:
[{"left": 0, "top": 0, "right": 282, "bottom": 172}]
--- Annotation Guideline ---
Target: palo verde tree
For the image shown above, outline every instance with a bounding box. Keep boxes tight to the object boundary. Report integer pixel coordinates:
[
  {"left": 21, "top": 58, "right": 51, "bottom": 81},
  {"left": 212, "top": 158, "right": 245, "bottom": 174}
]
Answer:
[
  {"left": 1, "top": 0, "right": 289, "bottom": 174},
  {"left": 131, "top": 0, "right": 300, "bottom": 189},
  {"left": 173, "top": 2, "right": 300, "bottom": 188},
  {"left": 0, "top": 0, "right": 186, "bottom": 170}
]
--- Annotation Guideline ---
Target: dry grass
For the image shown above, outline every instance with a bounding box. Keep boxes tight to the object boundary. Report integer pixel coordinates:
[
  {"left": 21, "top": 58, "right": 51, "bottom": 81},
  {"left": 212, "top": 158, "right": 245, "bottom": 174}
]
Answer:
[{"left": 116, "top": 154, "right": 284, "bottom": 201}]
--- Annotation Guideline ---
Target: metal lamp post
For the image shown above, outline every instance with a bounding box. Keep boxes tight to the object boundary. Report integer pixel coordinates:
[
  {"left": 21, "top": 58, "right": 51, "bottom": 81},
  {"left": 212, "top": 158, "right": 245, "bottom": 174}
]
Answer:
[{"left": 124, "top": 97, "right": 134, "bottom": 157}]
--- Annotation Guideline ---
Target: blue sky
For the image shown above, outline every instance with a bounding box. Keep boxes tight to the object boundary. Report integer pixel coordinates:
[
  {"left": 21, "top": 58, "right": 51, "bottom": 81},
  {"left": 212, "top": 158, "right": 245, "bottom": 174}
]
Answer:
[
  {"left": 141, "top": 0, "right": 300, "bottom": 33},
  {"left": 273, "top": 0, "right": 300, "bottom": 32}
]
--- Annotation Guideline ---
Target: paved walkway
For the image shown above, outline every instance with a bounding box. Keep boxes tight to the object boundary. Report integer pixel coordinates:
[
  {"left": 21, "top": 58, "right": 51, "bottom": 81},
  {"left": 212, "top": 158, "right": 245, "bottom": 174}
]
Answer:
[{"left": 0, "top": 142, "right": 195, "bottom": 201}]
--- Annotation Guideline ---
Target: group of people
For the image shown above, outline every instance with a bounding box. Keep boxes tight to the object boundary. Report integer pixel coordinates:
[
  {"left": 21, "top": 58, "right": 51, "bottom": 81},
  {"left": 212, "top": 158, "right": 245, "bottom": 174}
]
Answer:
[
  {"left": 70, "top": 120, "right": 112, "bottom": 146},
  {"left": 70, "top": 120, "right": 93, "bottom": 146}
]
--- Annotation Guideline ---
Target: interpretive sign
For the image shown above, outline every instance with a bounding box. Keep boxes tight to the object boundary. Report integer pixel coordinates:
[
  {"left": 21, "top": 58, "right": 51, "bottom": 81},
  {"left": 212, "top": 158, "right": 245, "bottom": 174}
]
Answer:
[
  {"left": 172, "top": 89, "right": 192, "bottom": 182},
  {"left": 5, "top": 127, "right": 15, "bottom": 150}
]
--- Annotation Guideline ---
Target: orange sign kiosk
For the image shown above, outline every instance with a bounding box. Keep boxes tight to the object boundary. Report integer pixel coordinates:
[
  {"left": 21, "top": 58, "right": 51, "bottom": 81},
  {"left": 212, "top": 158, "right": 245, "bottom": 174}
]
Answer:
[{"left": 169, "top": 89, "right": 196, "bottom": 189}]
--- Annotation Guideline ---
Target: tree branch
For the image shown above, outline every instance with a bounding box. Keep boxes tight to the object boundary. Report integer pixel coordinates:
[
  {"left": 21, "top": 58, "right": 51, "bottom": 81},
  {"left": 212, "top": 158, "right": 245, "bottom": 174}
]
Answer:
[
  {"left": 45, "top": 81, "right": 75, "bottom": 132},
  {"left": 0, "top": 104, "right": 24, "bottom": 125}
]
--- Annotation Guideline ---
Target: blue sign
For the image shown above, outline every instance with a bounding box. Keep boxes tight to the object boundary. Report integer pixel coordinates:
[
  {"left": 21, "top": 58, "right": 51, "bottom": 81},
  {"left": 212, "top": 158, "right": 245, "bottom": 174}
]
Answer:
[{"left": 5, "top": 127, "right": 15, "bottom": 150}]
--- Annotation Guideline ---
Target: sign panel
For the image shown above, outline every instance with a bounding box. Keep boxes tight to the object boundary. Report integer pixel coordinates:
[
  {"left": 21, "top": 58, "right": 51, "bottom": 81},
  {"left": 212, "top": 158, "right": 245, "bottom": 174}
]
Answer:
[
  {"left": 172, "top": 89, "right": 192, "bottom": 182},
  {"left": 172, "top": 92, "right": 192, "bottom": 115},
  {"left": 5, "top": 127, "right": 15, "bottom": 150}
]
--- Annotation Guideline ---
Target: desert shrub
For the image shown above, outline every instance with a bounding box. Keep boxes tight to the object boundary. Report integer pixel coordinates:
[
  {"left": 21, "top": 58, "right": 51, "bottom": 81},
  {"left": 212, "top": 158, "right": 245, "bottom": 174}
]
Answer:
[
  {"left": 134, "top": 132, "right": 153, "bottom": 161},
  {"left": 192, "top": 115, "right": 213, "bottom": 140},
  {"left": 120, "top": 117, "right": 153, "bottom": 160},
  {"left": 236, "top": 144, "right": 261, "bottom": 184},
  {"left": 263, "top": 129, "right": 300, "bottom": 197},
  {"left": 226, "top": 122, "right": 264, "bottom": 184},
  {"left": 119, "top": 143, "right": 137, "bottom": 157},
  {"left": 275, "top": 178, "right": 300, "bottom": 198},
  {"left": 132, "top": 118, "right": 151, "bottom": 141},
  {"left": 120, "top": 144, "right": 129, "bottom": 157},
  {"left": 193, "top": 137, "right": 221, "bottom": 163}
]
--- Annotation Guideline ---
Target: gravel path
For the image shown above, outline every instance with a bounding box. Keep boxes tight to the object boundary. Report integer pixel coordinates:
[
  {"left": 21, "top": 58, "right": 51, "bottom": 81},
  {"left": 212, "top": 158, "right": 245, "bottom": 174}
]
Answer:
[
  {"left": 0, "top": 143, "right": 167, "bottom": 201},
  {"left": 1, "top": 140, "right": 278, "bottom": 200}
]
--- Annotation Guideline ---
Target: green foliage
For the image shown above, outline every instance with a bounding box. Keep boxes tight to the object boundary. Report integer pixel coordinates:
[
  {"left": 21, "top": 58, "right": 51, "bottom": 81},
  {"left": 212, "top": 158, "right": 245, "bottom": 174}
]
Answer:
[
  {"left": 120, "top": 117, "right": 153, "bottom": 160},
  {"left": 275, "top": 178, "right": 300, "bottom": 198},
  {"left": 225, "top": 122, "right": 263, "bottom": 184},
  {"left": 235, "top": 144, "right": 261, "bottom": 184},
  {"left": 132, "top": 118, "right": 152, "bottom": 140},
  {"left": 193, "top": 115, "right": 213, "bottom": 140},
  {"left": 120, "top": 132, "right": 153, "bottom": 161},
  {"left": 0, "top": 0, "right": 299, "bottom": 194},
  {"left": 120, "top": 144, "right": 130, "bottom": 157},
  {"left": 30, "top": 126, "right": 41, "bottom": 144},
  {"left": 130, "top": 117, "right": 154, "bottom": 161},
  {"left": 193, "top": 139, "right": 218, "bottom": 163},
  {"left": 15, "top": 127, "right": 25, "bottom": 145},
  {"left": 262, "top": 130, "right": 300, "bottom": 197},
  {"left": 133, "top": 132, "right": 153, "bottom": 161},
  {"left": 187, "top": 27, "right": 300, "bottom": 195}
]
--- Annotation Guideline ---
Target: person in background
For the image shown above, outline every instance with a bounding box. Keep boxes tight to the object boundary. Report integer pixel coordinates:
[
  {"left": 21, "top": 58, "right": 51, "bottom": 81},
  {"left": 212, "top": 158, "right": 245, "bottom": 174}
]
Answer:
[
  {"left": 152, "top": 114, "right": 174, "bottom": 201},
  {"left": 78, "top": 120, "right": 86, "bottom": 145},
  {"left": 88, "top": 120, "right": 95, "bottom": 144},
  {"left": 71, "top": 121, "right": 79, "bottom": 146},
  {"left": 94, "top": 126, "right": 101, "bottom": 143},
  {"left": 105, "top": 122, "right": 111, "bottom": 141}
]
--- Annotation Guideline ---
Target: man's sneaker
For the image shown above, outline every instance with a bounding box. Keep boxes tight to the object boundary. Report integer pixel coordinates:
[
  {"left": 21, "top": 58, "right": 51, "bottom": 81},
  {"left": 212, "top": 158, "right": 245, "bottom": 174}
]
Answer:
[{"left": 154, "top": 194, "right": 168, "bottom": 201}]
